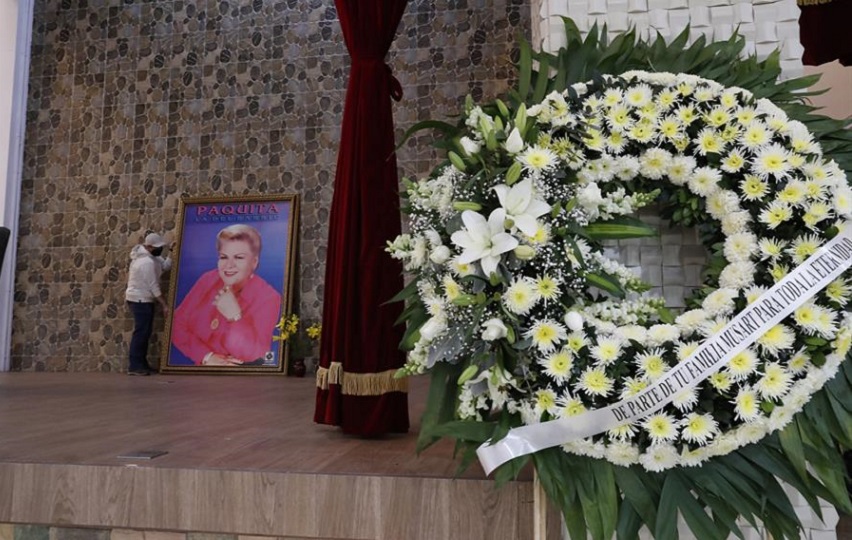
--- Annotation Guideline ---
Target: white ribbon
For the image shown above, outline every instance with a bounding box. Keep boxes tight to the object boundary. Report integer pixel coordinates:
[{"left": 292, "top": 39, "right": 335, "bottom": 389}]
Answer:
[{"left": 477, "top": 229, "right": 852, "bottom": 475}]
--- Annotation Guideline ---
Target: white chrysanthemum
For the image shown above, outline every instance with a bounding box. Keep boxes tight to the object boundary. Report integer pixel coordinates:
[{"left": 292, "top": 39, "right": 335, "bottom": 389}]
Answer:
[
  {"left": 755, "top": 362, "right": 792, "bottom": 399},
  {"left": 735, "top": 421, "right": 768, "bottom": 445},
  {"left": 721, "top": 148, "right": 747, "bottom": 173},
  {"left": 526, "top": 319, "right": 568, "bottom": 353},
  {"left": 740, "top": 121, "right": 771, "bottom": 149},
  {"left": 643, "top": 413, "right": 679, "bottom": 443},
  {"left": 825, "top": 278, "right": 852, "bottom": 304},
  {"left": 667, "top": 155, "right": 696, "bottom": 185},
  {"left": 613, "top": 155, "right": 640, "bottom": 180},
  {"left": 525, "top": 222, "right": 552, "bottom": 245},
  {"left": 639, "top": 148, "right": 672, "bottom": 179},
  {"left": 719, "top": 261, "right": 756, "bottom": 289},
  {"left": 778, "top": 180, "right": 808, "bottom": 207},
  {"left": 449, "top": 257, "right": 476, "bottom": 277},
  {"left": 708, "top": 371, "right": 733, "bottom": 392},
  {"left": 556, "top": 393, "right": 587, "bottom": 417},
  {"left": 643, "top": 324, "right": 679, "bottom": 347},
  {"left": 625, "top": 84, "right": 653, "bottom": 107},
  {"left": 721, "top": 211, "right": 751, "bottom": 235},
  {"left": 706, "top": 190, "right": 741, "bottom": 219},
  {"left": 752, "top": 143, "right": 792, "bottom": 179},
  {"left": 694, "top": 128, "right": 725, "bottom": 156},
  {"left": 539, "top": 348, "right": 574, "bottom": 382},
  {"left": 788, "top": 348, "right": 811, "bottom": 374},
  {"left": 576, "top": 367, "right": 614, "bottom": 397},
  {"left": 560, "top": 332, "right": 586, "bottom": 354},
  {"left": 607, "top": 423, "right": 638, "bottom": 442},
  {"left": 757, "top": 324, "right": 796, "bottom": 356},
  {"left": 744, "top": 285, "right": 767, "bottom": 304},
  {"left": 640, "top": 443, "right": 679, "bottom": 472},
  {"left": 518, "top": 145, "right": 558, "bottom": 173},
  {"left": 680, "top": 413, "right": 719, "bottom": 445},
  {"left": 591, "top": 337, "right": 622, "bottom": 366},
  {"left": 723, "top": 232, "right": 758, "bottom": 262},
  {"left": 788, "top": 234, "right": 822, "bottom": 264},
  {"left": 531, "top": 388, "right": 558, "bottom": 417},
  {"left": 699, "top": 316, "right": 730, "bottom": 339},
  {"left": 619, "top": 376, "right": 648, "bottom": 398},
  {"left": 676, "top": 309, "right": 708, "bottom": 334},
  {"left": 688, "top": 166, "right": 722, "bottom": 196},
  {"left": 677, "top": 341, "right": 700, "bottom": 362},
  {"left": 759, "top": 201, "right": 793, "bottom": 229},
  {"left": 503, "top": 277, "right": 540, "bottom": 315},
  {"left": 739, "top": 174, "right": 769, "bottom": 202},
  {"left": 733, "top": 387, "right": 761, "bottom": 422},
  {"left": 658, "top": 115, "right": 681, "bottom": 139},
  {"left": 614, "top": 325, "right": 647, "bottom": 344},
  {"left": 636, "top": 347, "right": 669, "bottom": 380},
  {"left": 535, "top": 274, "right": 561, "bottom": 302},
  {"left": 442, "top": 275, "right": 462, "bottom": 301},
  {"left": 768, "top": 406, "right": 795, "bottom": 432},
  {"left": 605, "top": 441, "right": 640, "bottom": 467},
  {"left": 726, "top": 348, "right": 758, "bottom": 380},
  {"left": 702, "top": 288, "right": 738, "bottom": 317},
  {"left": 758, "top": 238, "right": 786, "bottom": 260},
  {"left": 833, "top": 186, "right": 852, "bottom": 218},
  {"left": 671, "top": 388, "right": 698, "bottom": 411}
]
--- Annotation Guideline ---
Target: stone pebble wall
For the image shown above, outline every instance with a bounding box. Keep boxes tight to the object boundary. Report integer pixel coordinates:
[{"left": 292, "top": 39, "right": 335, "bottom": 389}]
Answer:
[{"left": 12, "top": 0, "right": 528, "bottom": 372}]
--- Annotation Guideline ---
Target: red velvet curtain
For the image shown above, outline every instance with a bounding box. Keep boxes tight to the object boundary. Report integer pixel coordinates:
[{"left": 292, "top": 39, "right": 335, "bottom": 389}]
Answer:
[
  {"left": 798, "top": 0, "right": 852, "bottom": 66},
  {"left": 314, "top": 0, "right": 410, "bottom": 436}
]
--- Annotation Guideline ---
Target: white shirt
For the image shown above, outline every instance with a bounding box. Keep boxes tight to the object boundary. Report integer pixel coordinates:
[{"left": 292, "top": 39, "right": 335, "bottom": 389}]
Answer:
[{"left": 125, "top": 245, "right": 172, "bottom": 302}]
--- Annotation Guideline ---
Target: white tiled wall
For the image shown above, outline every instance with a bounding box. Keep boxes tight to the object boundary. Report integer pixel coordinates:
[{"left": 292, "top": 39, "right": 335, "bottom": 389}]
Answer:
[{"left": 533, "top": 0, "right": 804, "bottom": 77}]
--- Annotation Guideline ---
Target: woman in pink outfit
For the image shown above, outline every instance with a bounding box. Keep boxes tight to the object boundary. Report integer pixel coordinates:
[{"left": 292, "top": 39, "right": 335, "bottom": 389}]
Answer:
[{"left": 171, "top": 224, "right": 282, "bottom": 366}]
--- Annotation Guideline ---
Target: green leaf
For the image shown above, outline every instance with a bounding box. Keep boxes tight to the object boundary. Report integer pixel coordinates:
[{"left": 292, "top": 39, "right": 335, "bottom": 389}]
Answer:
[
  {"left": 655, "top": 474, "right": 681, "bottom": 540},
  {"left": 616, "top": 499, "right": 643, "bottom": 540},
  {"left": 586, "top": 271, "right": 626, "bottom": 298},
  {"left": 777, "top": 419, "right": 810, "bottom": 486},
  {"left": 671, "top": 473, "right": 725, "bottom": 540},
  {"left": 416, "top": 362, "right": 463, "bottom": 452},
  {"left": 614, "top": 467, "right": 658, "bottom": 531},
  {"left": 396, "top": 119, "right": 460, "bottom": 151},
  {"left": 584, "top": 216, "right": 658, "bottom": 240}
]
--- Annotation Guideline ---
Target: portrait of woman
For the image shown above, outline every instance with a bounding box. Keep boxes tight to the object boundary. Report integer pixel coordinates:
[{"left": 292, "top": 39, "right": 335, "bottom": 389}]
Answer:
[{"left": 170, "top": 224, "right": 283, "bottom": 366}]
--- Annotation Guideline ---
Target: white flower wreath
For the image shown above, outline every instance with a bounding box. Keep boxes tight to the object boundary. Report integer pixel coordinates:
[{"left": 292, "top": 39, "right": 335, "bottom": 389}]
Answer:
[{"left": 389, "top": 71, "right": 852, "bottom": 471}]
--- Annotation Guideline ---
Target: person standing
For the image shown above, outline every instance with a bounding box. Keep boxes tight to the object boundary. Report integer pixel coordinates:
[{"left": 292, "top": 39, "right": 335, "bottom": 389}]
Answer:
[{"left": 125, "top": 233, "right": 172, "bottom": 375}]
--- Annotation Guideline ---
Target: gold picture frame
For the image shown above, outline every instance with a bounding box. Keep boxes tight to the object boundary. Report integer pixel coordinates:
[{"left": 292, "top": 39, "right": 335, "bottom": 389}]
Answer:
[{"left": 161, "top": 194, "right": 299, "bottom": 374}]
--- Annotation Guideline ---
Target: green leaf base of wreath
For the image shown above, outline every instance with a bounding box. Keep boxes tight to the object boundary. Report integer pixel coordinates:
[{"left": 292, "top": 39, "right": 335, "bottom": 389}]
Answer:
[{"left": 410, "top": 20, "right": 852, "bottom": 540}]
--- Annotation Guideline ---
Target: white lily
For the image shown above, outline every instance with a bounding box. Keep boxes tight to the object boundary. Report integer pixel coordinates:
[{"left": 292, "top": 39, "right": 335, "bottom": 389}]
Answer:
[
  {"left": 504, "top": 127, "right": 524, "bottom": 154},
  {"left": 450, "top": 209, "right": 518, "bottom": 277},
  {"left": 493, "top": 179, "right": 550, "bottom": 237}
]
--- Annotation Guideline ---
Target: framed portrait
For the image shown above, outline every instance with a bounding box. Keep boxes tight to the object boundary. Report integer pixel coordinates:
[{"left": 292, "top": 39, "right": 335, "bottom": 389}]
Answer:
[{"left": 162, "top": 194, "right": 299, "bottom": 374}]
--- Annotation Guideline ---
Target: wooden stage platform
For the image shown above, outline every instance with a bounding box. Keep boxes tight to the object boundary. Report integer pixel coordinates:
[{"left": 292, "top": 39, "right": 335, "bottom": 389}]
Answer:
[{"left": 0, "top": 372, "right": 549, "bottom": 540}]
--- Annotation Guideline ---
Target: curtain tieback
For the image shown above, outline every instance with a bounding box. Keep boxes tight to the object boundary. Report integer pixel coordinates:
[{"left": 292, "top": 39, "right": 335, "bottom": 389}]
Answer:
[{"left": 352, "top": 58, "right": 404, "bottom": 102}]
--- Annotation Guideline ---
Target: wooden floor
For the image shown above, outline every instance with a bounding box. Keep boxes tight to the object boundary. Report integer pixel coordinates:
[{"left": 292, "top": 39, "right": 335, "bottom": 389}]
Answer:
[{"left": 0, "top": 372, "right": 544, "bottom": 540}]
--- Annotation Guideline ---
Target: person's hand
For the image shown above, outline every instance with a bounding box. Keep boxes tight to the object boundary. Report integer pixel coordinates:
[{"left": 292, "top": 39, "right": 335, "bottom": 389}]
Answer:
[
  {"left": 213, "top": 286, "right": 242, "bottom": 321},
  {"left": 204, "top": 353, "right": 243, "bottom": 366}
]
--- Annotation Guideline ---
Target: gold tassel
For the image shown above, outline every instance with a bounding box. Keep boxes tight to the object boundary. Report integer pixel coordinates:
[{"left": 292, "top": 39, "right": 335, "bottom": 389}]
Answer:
[
  {"left": 341, "top": 369, "right": 408, "bottom": 396},
  {"left": 797, "top": 0, "right": 834, "bottom": 5},
  {"left": 314, "top": 362, "right": 408, "bottom": 395},
  {"left": 315, "top": 366, "right": 330, "bottom": 390}
]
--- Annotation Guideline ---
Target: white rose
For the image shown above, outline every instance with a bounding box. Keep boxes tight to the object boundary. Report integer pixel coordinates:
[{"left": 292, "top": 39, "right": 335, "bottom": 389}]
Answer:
[
  {"left": 429, "top": 245, "right": 451, "bottom": 265},
  {"left": 460, "top": 136, "right": 481, "bottom": 156},
  {"left": 420, "top": 316, "right": 446, "bottom": 342},
  {"left": 564, "top": 311, "right": 584, "bottom": 332},
  {"left": 481, "top": 318, "right": 508, "bottom": 341},
  {"left": 504, "top": 127, "right": 524, "bottom": 154}
]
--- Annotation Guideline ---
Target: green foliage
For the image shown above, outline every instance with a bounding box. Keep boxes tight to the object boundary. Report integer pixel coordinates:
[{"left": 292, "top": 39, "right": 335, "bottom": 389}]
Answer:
[{"left": 404, "top": 18, "right": 852, "bottom": 540}]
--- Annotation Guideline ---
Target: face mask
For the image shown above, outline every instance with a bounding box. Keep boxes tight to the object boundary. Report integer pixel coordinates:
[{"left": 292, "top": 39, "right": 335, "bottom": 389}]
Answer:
[{"left": 151, "top": 247, "right": 164, "bottom": 257}]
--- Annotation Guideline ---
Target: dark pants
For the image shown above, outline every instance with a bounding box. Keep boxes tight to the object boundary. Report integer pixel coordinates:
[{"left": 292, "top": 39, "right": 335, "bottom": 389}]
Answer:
[{"left": 127, "top": 301, "right": 155, "bottom": 372}]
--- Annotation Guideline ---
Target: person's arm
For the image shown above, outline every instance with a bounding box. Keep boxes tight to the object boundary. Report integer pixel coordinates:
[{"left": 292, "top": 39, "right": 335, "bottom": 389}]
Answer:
[
  {"left": 171, "top": 272, "right": 217, "bottom": 365},
  {"left": 221, "top": 282, "right": 282, "bottom": 362},
  {"left": 140, "top": 259, "right": 169, "bottom": 315}
]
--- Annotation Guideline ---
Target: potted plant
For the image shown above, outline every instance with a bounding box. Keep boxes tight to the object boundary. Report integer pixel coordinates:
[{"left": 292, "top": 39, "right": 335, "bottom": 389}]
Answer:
[{"left": 275, "top": 314, "right": 321, "bottom": 377}]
